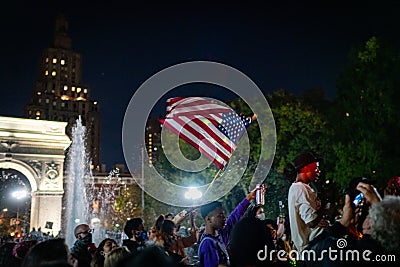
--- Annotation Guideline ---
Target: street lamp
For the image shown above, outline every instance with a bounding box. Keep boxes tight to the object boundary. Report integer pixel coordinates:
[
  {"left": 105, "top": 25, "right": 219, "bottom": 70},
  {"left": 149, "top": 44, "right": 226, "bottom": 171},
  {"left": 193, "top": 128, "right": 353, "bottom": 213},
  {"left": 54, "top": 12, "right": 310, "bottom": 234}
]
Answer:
[
  {"left": 11, "top": 189, "right": 28, "bottom": 232},
  {"left": 12, "top": 190, "right": 27, "bottom": 200}
]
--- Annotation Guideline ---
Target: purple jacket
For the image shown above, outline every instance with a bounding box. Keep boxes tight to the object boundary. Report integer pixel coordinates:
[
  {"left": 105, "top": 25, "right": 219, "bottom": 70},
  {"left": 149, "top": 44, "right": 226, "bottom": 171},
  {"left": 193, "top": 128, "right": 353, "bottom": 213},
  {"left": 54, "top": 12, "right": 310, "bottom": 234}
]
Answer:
[{"left": 198, "top": 198, "right": 250, "bottom": 267}]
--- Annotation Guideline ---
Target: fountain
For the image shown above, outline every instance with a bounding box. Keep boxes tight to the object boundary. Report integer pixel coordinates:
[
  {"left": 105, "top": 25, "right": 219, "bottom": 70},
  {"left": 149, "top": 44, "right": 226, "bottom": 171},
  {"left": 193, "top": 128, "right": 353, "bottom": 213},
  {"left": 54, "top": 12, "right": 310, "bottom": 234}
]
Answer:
[{"left": 63, "top": 116, "right": 92, "bottom": 248}]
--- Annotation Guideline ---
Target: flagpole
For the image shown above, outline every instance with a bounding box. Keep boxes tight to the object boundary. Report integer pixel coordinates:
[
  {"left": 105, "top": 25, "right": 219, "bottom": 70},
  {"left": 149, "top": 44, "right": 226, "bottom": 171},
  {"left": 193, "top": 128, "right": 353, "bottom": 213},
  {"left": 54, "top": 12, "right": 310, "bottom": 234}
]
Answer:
[{"left": 203, "top": 168, "right": 223, "bottom": 197}]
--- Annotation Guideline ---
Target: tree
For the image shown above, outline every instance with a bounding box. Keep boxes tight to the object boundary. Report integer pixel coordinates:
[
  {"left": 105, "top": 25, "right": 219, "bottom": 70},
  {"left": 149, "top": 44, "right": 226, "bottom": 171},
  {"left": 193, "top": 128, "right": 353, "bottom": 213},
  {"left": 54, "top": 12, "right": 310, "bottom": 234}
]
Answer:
[
  {"left": 331, "top": 36, "right": 400, "bottom": 190},
  {"left": 262, "top": 90, "right": 337, "bottom": 219}
]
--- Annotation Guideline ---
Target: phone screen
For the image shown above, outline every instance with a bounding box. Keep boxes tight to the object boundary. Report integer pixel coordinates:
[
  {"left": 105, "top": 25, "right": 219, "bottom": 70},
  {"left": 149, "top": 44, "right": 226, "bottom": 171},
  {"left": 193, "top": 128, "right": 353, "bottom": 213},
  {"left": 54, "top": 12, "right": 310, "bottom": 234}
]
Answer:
[{"left": 353, "top": 192, "right": 364, "bottom": 206}]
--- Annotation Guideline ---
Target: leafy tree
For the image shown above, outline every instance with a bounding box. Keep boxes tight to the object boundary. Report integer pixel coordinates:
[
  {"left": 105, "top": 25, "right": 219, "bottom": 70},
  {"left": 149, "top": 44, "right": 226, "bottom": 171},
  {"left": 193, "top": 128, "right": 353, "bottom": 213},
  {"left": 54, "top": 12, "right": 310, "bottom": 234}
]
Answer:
[
  {"left": 263, "top": 90, "right": 336, "bottom": 220},
  {"left": 332, "top": 36, "right": 400, "bottom": 190}
]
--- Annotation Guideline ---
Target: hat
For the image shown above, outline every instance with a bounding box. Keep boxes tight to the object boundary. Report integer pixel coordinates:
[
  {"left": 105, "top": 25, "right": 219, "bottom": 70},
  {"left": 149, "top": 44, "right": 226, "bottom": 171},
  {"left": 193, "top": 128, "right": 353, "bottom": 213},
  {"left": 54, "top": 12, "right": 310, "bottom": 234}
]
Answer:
[
  {"left": 200, "top": 201, "right": 222, "bottom": 218},
  {"left": 293, "top": 152, "right": 321, "bottom": 171}
]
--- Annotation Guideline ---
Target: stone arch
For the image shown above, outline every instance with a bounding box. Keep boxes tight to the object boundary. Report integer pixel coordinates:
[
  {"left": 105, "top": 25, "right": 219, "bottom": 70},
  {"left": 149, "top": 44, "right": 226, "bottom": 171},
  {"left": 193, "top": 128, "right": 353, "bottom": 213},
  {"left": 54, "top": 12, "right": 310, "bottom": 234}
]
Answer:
[
  {"left": 0, "top": 159, "right": 38, "bottom": 192},
  {"left": 0, "top": 116, "right": 71, "bottom": 235}
]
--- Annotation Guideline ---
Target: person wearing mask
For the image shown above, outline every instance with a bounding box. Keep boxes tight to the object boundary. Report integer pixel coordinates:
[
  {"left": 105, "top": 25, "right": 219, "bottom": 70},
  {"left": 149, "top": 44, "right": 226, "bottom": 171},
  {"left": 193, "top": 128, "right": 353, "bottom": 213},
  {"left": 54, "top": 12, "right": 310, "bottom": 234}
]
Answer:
[
  {"left": 122, "top": 218, "right": 146, "bottom": 254},
  {"left": 70, "top": 224, "right": 95, "bottom": 267},
  {"left": 245, "top": 204, "right": 265, "bottom": 220},
  {"left": 90, "top": 238, "right": 118, "bottom": 267}
]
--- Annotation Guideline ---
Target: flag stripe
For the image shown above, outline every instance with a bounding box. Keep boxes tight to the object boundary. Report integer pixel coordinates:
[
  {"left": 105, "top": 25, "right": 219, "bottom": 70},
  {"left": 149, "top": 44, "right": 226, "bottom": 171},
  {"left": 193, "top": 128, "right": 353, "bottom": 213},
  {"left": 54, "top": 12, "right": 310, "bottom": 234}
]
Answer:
[
  {"left": 163, "top": 97, "right": 252, "bottom": 170},
  {"left": 182, "top": 115, "right": 236, "bottom": 155},
  {"left": 169, "top": 104, "right": 229, "bottom": 117},
  {"left": 174, "top": 115, "right": 235, "bottom": 160},
  {"left": 163, "top": 119, "right": 227, "bottom": 168},
  {"left": 167, "top": 98, "right": 230, "bottom": 116},
  {"left": 165, "top": 116, "right": 232, "bottom": 162}
]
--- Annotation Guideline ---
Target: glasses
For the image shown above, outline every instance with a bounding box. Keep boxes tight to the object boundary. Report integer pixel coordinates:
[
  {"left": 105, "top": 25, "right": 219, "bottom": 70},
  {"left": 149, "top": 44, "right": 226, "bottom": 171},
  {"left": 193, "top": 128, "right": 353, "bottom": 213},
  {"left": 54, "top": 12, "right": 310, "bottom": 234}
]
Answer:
[{"left": 77, "top": 228, "right": 94, "bottom": 236}]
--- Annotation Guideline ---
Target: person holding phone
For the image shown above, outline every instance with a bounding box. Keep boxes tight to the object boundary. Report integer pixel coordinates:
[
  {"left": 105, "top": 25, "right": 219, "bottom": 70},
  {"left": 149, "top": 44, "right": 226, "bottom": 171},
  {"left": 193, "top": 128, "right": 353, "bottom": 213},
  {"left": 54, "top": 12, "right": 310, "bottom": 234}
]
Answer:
[{"left": 305, "top": 182, "right": 399, "bottom": 267}]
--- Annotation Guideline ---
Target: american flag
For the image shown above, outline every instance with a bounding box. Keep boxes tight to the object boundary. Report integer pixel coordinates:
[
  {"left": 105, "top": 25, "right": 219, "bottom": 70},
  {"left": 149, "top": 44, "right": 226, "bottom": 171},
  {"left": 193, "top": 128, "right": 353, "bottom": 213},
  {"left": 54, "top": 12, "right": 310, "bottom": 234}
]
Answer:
[{"left": 161, "top": 97, "right": 253, "bottom": 169}]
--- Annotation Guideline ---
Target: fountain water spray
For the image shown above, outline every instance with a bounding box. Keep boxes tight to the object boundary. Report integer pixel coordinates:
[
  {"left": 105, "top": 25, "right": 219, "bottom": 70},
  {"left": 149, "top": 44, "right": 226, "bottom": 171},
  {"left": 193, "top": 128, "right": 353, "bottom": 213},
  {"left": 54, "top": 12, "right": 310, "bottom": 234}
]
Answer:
[{"left": 63, "top": 116, "right": 92, "bottom": 248}]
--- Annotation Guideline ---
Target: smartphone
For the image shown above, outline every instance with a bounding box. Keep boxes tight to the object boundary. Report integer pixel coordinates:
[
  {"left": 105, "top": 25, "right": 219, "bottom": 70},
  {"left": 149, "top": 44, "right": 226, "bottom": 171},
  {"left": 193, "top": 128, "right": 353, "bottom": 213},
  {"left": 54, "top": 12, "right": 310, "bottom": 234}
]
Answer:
[{"left": 352, "top": 192, "right": 364, "bottom": 206}]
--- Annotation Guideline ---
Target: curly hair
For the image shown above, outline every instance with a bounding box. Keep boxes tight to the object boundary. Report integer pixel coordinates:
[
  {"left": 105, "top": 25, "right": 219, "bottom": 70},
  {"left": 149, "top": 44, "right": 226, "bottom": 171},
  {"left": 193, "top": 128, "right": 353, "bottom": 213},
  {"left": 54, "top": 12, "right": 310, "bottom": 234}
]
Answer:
[{"left": 369, "top": 196, "right": 400, "bottom": 253}]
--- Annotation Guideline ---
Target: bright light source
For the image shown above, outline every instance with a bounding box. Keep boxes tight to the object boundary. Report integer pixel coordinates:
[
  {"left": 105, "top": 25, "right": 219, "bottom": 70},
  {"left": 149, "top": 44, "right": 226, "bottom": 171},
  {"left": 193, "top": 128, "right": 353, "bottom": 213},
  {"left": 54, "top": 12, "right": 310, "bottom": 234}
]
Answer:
[
  {"left": 185, "top": 187, "right": 202, "bottom": 200},
  {"left": 12, "top": 190, "right": 27, "bottom": 200},
  {"left": 2, "top": 208, "right": 8, "bottom": 212}
]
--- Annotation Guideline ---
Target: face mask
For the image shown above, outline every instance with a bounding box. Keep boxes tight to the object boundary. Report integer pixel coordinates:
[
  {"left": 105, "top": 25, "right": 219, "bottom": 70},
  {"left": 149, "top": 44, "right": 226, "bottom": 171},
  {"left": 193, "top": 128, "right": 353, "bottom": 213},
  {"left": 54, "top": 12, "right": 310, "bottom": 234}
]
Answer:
[
  {"left": 81, "top": 233, "right": 92, "bottom": 244},
  {"left": 256, "top": 213, "right": 265, "bottom": 220}
]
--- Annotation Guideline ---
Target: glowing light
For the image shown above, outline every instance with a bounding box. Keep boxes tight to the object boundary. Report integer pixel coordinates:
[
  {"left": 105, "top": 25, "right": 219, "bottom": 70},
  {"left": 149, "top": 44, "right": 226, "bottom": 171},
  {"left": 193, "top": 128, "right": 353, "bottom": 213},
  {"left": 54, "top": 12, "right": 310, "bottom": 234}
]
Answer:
[
  {"left": 12, "top": 190, "right": 27, "bottom": 200},
  {"left": 185, "top": 187, "right": 202, "bottom": 200}
]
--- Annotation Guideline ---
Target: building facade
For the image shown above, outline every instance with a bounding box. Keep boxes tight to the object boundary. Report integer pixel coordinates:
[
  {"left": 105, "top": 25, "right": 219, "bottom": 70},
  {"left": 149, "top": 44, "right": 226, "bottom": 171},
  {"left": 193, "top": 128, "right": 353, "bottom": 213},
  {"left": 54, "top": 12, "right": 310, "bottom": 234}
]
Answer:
[{"left": 25, "top": 14, "right": 101, "bottom": 169}]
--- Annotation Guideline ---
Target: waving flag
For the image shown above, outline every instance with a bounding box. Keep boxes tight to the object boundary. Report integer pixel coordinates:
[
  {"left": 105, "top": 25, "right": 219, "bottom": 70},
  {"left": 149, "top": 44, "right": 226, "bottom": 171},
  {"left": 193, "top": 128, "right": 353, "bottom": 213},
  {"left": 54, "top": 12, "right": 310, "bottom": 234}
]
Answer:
[{"left": 161, "top": 97, "right": 254, "bottom": 169}]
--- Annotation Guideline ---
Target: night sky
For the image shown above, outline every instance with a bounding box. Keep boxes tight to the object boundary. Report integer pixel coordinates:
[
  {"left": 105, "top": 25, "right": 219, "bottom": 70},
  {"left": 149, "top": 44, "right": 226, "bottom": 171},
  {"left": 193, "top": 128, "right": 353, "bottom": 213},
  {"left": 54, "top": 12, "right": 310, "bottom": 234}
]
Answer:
[{"left": 0, "top": 2, "right": 399, "bottom": 169}]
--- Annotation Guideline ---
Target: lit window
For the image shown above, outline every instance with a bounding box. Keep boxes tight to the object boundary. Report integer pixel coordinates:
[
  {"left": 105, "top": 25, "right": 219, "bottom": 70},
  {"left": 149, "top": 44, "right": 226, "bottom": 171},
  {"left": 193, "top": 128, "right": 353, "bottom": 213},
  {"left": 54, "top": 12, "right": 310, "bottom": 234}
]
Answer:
[
  {"left": 83, "top": 88, "right": 88, "bottom": 94},
  {"left": 61, "top": 102, "right": 65, "bottom": 107},
  {"left": 45, "top": 70, "right": 49, "bottom": 76},
  {"left": 38, "top": 99, "right": 41, "bottom": 103},
  {"left": 45, "top": 57, "right": 49, "bottom": 63},
  {"left": 53, "top": 101, "right": 56, "bottom": 106},
  {"left": 64, "top": 85, "right": 68, "bottom": 90},
  {"left": 52, "top": 58, "right": 57, "bottom": 64},
  {"left": 77, "top": 87, "right": 81, "bottom": 93},
  {"left": 71, "top": 86, "right": 76, "bottom": 91},
  {"left": 51, "top": 71, "right": 56, "bottom": 76},
  {"left": 36, "top": 111, "right": 41, "bottom": 116},
  {"left": 94, "top": 101, "right": 97, "bottom": 105},
  {"left": 46, "top": 99, "right": 49, "bottom": 103},
  {"left": 37, "top": 92, "right": 41, "bottom": 95},
  {"left": 61, "top": 59, "right": 65, "bottom": 65}
]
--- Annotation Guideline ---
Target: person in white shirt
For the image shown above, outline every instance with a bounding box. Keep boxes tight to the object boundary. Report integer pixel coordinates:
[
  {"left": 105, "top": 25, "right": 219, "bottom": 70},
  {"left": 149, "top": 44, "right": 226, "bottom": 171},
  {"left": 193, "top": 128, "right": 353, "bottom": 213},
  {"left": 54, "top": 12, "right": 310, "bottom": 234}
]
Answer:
[{"left": 287, "top": 152, "right": 329, "bottom": 255}]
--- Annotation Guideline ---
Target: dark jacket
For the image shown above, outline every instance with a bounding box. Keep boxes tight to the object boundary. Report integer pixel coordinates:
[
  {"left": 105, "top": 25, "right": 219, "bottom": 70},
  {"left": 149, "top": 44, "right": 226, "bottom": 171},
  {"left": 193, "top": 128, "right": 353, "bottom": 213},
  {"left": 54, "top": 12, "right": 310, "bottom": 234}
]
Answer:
[
  {"left": 305, "top": 222, "right": 398, "bottom": 267},
  {"left": 122, "top": 239, "right": 146, "bottom": 254}
]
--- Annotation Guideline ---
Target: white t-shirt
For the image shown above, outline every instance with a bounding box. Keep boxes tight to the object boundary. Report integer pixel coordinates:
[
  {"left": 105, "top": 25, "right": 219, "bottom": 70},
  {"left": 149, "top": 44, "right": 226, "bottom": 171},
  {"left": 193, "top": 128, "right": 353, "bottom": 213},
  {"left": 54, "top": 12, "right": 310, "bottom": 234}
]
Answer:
[{"left": 288, "top": 182, "right": 323, "bottom": 253}]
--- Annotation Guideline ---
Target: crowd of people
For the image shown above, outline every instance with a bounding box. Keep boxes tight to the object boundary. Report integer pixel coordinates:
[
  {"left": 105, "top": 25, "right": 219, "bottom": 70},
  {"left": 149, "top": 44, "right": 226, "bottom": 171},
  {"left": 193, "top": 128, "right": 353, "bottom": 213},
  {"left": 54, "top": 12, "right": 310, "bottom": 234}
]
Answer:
[{"left": 0, "top": 152, "right": 399, "bottom": 267}]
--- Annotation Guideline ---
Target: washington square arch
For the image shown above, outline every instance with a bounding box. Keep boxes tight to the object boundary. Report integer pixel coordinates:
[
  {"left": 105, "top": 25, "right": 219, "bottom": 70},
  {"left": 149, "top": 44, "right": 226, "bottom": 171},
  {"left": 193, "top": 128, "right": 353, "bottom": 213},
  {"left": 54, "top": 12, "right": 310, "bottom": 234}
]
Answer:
[{"left": 0, "top": 116, "right": 71, "bottom": 234}]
